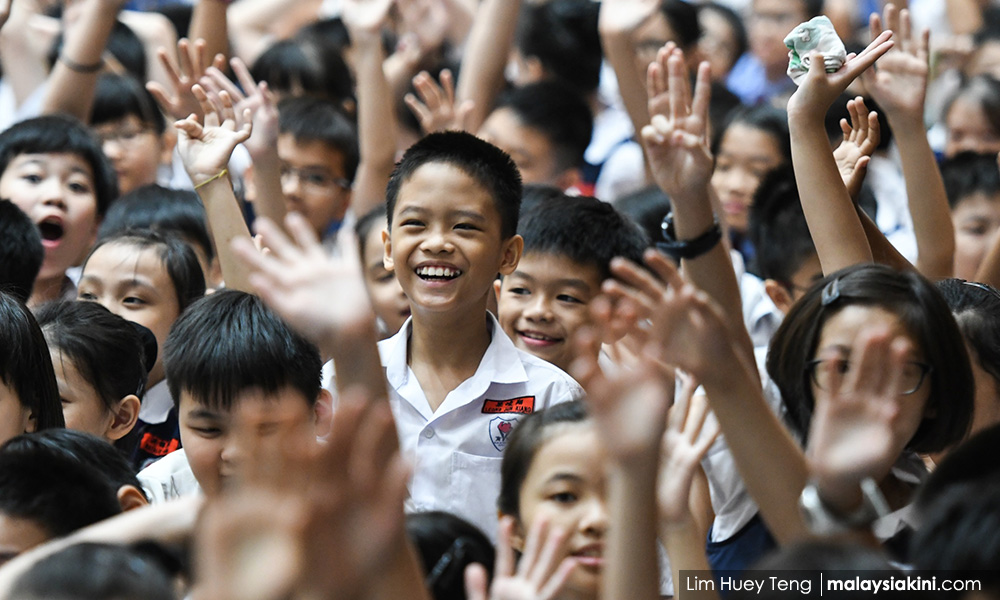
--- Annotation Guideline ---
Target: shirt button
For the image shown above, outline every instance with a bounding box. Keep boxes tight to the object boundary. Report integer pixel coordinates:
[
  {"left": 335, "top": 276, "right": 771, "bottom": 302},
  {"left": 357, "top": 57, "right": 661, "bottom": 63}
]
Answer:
[{"left": 422, "top": 428, "right": 435, "bottom": 439}]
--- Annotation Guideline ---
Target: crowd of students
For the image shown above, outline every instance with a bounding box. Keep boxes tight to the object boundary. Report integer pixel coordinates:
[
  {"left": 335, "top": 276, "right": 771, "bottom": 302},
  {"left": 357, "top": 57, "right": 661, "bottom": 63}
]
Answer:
[{"left": 0, "top": 0, "right": 998, "bottom": 598}]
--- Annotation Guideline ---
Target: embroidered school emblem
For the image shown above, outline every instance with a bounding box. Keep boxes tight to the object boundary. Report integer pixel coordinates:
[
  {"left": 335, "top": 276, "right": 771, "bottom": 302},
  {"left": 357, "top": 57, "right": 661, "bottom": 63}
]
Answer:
[{"left": 490, "top": 416, "right": 520, "bottom": 452}]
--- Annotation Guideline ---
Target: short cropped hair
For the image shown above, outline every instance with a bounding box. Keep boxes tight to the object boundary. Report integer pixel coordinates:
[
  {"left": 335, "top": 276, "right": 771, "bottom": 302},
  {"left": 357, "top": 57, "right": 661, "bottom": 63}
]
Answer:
[
  {"left": 252, "top": 37, "right": 354, "bottom": 106},
  {"left": 355, "top": 202, "right": 387, "bottom": 258},
  {"left": 386, "top": 132, "right": 522, "bottom": 239},
  {"left": 91, "top": 73, "right": 166, "bottom": 135},
  {"left": 37, "top": 301, "right": 150, "bottom": 411},
  {"left": 766, "top": 264, "right": 974, "bottom": 454},
  {"left": 21, "top": 429, "right": 146, "bottom": 499},
  {"left": 99, "top": 185, "right": 214, "bottom": 263},
  {"left": 0, "top": 115, "right": 118, "bottom": 216},
  {"left": 88, "top": 229, "right": 206, "bottom": 314},
  {"left": 615, "top": 185, "right": 672, "bottom": 248},
  {"left": 0, "top": 200, "right": 43, "bottom": 303},
  {"left": 0, "top": 434, "right": 120, "bottom": 539},
  {"left": 519, "top": 195, "right": 647, "bottom": 279},
  {"left": 941, "top": 151, "right": 1000, "bottom": 208},
  {"left": 493, "top": 81, "right": 594, "bottom": 176},
  {"left": 516, "top": 0, "right": 602, "bottom": 94},
  {"left": 659, "top": 0, "right": 701, "bottom": 50},
  {"left": 163, "top": 290, "right": 323, "bottom": 410},
  {"left": 278, "top": 96, "right": 360, "bottom": 183},
  {"left": 748, "top": 167, "right": 817, "bottom": 284},
  {"left": 0, "top": 292, "right": 63, "bottom": 431}
]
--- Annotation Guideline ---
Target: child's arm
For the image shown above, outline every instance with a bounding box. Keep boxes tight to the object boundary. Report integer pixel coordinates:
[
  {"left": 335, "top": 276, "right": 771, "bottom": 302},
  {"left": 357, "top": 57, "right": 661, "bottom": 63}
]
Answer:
[
  {"left": 232, "top": 214, "right": 386, "bottom": 402},
  {"left": 227, "top": 0, "right": 323, "bottom": 66},
  {"left": 656, "top": 376, "right": 720, "bottom": 595},
  {"left": 639, "top": 47, "right": 755, "bottom": 375},
  {"left": 464, "top": 517, "right": 577, "bottom": 600},
  {"left": 175, "top": 86, "right": 255, "bottom": 293},
  {"left": 454, "top": 0, "right": 523, "bottom": 133},
  {"left": 974, "top": 191, "right": 1000, "bottom": 286},
  {"left": 864, "top": 5, "right": 954, "bottom": 279},
  {"left": 834, "top": 96, "right": 916, "bottom": 272},
  {"left": 598, "top": 0, "right": 660, "bottom": 155},
  {"left": 787, "top": 32, "right": 895, "bottom": 275},
  {"left": 571, "top": 328, "right": 672, "bottom": 600},
  {"left": 147, "top": 38, "right": 227, "bottom": 123},
  {"left": 39, "top": 0, "right": 123, "bottom": 121},
  {"left": 606, "top": 253, "right": 812, "bottom": 544},
  {"left": 342, "top": 0, "right": 400, "bottom": 218},
  {"left": 202, "top": 59, "right": 286, "bottom": 233},
  {"left": 0, "top": 0, "right": 51, "bottom": 108},
  {"left": 188, "top": 0, "right": 230, "bottom": 69}
]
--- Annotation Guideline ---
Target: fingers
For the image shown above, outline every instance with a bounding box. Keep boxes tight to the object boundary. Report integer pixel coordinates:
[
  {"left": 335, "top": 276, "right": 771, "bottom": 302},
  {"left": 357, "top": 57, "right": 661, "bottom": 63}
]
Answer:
[
  {"left": 157, "top": 46, "right": 184, "bottom": 91},
  {"left": 569, "top": 327, "right": 604, "bottom": 392},
  {"left": 526, "top": 525, "right": 571, "bottom": 590},
  {"left": 494, "top": 516, "right": 518, "bottom": 578},
  {"left": 667, "top": 50, "right": 688, "bottom": 123},
  {"left": 177, "top": 38, "right": 195, "bottom": 80},
  {"left": 690, "top": 61, "right": 712, "bottom": 127},
  {"left": 641, "top": 249, "right": 685, "bottom": 291},
  {"left": 463, "top": 563, "right": 488, "bottom": 600}
]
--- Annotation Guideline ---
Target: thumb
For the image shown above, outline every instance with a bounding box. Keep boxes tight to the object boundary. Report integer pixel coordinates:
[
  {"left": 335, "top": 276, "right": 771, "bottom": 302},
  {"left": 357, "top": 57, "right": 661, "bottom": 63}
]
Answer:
[{"left": 464, "top": 563, "right": 489, "bottom": 600}]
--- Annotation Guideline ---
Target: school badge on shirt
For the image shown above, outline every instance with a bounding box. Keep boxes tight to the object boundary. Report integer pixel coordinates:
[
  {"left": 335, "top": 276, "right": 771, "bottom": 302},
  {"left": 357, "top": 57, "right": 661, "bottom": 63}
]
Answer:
[{"left": 489, "top": 416, "right": 520, "bottom": 452}]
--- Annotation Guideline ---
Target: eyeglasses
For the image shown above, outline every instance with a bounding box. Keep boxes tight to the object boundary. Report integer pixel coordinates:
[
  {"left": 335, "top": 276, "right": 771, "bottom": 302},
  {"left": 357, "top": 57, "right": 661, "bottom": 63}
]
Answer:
[
  {"left": 806, "top": 358, "right": 932, "bottom": 395},
  {"left": 96, "top": 125, "right": 153, "bottom": 146},
  {"left": 279, "top": 166, "right": 351, "bottom": 192}
]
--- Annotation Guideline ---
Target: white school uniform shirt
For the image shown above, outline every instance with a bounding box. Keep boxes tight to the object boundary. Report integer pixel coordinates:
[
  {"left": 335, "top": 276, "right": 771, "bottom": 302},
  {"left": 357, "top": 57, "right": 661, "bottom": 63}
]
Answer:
[
  {"left": 378, "top": 314, "right": 583, "bottom": 540},
  {"left": 136, "top": 449, "right": 202, "bottom": 504}
]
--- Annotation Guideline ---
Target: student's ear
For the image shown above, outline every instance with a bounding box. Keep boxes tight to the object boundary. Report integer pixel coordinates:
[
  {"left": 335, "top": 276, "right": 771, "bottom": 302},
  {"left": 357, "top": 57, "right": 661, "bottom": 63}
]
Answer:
[
  {"left": 159, "top": 129, "right": 177, "bottom": 165},
  {"left": 106, "top": 394, "right": 141, "bottom": 442},
  {"left": 513, "top": 51, "right": 546, "bottom": 85},
  {"left": 117, "top": 485, "right": 149, "bottom": 512},
  {"left": 508, "top": 517, "right": 526, "bottom": 552},
  {"left": 313, "top": 388, "right": 334, "bottom": 438},
  {"left": 493, "top": 278, "right": 503, "bottom": 300},
  {"left": 23, "top": 408, "right": 37, "bottom": 434},
  {"left": 382, "top": 228, "right": 394, "bottom": 272},
  {"left": 764, "top": 279, "right": 794, "bottom": 315},
  {"left": 498, "top": 235, "right": 524, "bottom": 276}
]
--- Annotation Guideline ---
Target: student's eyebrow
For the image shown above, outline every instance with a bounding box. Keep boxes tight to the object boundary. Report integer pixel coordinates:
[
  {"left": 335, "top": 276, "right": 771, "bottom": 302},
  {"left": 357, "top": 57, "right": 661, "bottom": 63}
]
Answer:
[
  {"left": 186, "top": 408, "right": 224, "bottom": 420},
  {"left": 117, "top": 278, "right": 159, "bottom": 293},
  {"left": 397, "top": 206, "right": 429, "bottom": 217},
  {"left": 449, "top": 210, "right": 488, "bottom": 223},
  {"left": 510, "top": 271, "right": 592, "bottom": 291},
  {"left": 545, "top": 472, "right": 583, "bottom": 485}
]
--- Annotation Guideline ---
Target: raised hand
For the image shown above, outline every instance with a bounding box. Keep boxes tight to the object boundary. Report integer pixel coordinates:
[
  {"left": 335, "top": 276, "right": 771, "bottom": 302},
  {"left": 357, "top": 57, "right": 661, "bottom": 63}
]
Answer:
[
  {"left": 341, "top": 0, "right": 395, "bottom": 36},
  {"left": 787, "top": 30, "right": 894, "bottom": 120},
  {"left": 232, "top": 213, "right": 375, "bottom": 352},
  {"left": 598, "top": 0, "right": 660, "bottom": 35},
  {"left": 200, "top": 57, "right": 279, "bottom": 161},
  {"left": 640, "top": 47, "right": 714, "bottom": 201},
  {"left": 404, "top": 69, "right": 475, "bottom": 134},
  {"left": 396, "top": 0, "right": 450, "bottom": 55},
  {"left": 465, "top": 517, "right": 577, "bottom": 600},
  {"left": 833, "top": 96, "right": 881, "bottom": 201},
  {"left": 863, "top": 4, "right": 929, "bottom": 120},
  {"left": 805, "top": 329, "right": 918, "bottom": 498},
  {"left": 147, "top": 38, "right": 227, "bottom": 121},
  {"left": 657, "top": 374, "right": 719, "bottom": 527},
  {"left": 175, "top": 85, "right": 252, "bottom": 185}
]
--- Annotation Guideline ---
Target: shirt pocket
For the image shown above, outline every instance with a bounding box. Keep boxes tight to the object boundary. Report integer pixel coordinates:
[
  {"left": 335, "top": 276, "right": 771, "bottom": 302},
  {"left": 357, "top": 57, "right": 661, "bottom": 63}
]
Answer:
[{"left": 448, "top": 451, "right": 503, "bottom": 540}]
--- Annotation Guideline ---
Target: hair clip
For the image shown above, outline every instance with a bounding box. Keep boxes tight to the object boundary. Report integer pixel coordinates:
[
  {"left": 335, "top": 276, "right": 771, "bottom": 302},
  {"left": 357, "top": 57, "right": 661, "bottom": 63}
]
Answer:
[{"left": 821, "top": 277, "right": 841, "bottom": 306}]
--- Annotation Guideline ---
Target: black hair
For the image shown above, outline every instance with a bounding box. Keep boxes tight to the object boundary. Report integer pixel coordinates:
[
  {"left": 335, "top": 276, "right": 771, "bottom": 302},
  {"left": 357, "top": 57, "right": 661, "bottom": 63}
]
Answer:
[
  {"left": 386, "top": 131, "right": 522, "bottom": 239},
  {"left": 498, "top": 401, "right": 589, "bottom": 519},
  {"left": 0, "top": 115, "right": 118, "bottom": 216},
  {"left": 0, "top": 292, "right": 64, "bottom": 432},
  {"left": 748, "top": 166, "right": 818, "bottom": 284},
  {"left": 98, "top": 185, "right": 215, "bottom": 263},
  {"left": 251, "top": 37, "right": 354, "bottom": 107},
  {"left": 49, "top": 20, "right": 146, "bottom": 82},
  {"left": 766, "top": 264, "right": 975, "bottom": 453},
  {"left": 801, "top": 0, "right": 824, "bottom": 19},
  {"left": 909, "top": 480, "right": 1000, "bottom": 595},
  {"left": 518, "top": 184, "right": 566, "bottom": 217},
  {"left": 658, "top": 0, "right": 701, "bottom": 50},
  {"left": 278, "top": 96, "right": 360, "bottom": 183},
  {"left": 163, "top": 290, "right": 322, "bottom": 410},
  {"left": 5, "top": 429, "right": 145, "bottom": 500},
  {"left": 492, "top": 81, "right": 594, "bottom": 177},
  {"left": 698, "top": 2, "right": 748, "bottom": 71},
  {"left": 87, "top": 229, "right": 207, "bottom": 314},
  {"left": 406, "top": 511, "right": 496, "bottom": 600},
  {"left": 615, "top": 185, "right": 672, "bottom": 247},
  {"left": 937, "top": 279, "right": 1000, "bottom": 414},
  {"left": 0, "top": 433, "right": 120, "bottom": 540},
  {"left": 941, "top": 151, "right": 1000, "bottom": 208},
  {"left": 515, "top": 0, "right": 602, "bottom": 94},
  {"left": 355, "top": 202, "right": 388, "bottom": 258},
  {"left": 90, "top": 73, "right": 167, "bottom": 135},
  {"left": 0, "top": 199, "right": 43, "bottom": 303},
  {"left": 37, "top": 301, "right": 149, "bottom": 413},
  {"left": 913, "top": 421, "right": 1000, "bottom": 515},
  {"left": 712, "top": 104, "right": 791, "bottom": 164},
  {"left": 945, "top": 75, "right": 1000, "bottom": 141},
  {"left": 10, "top": 542, "right": 174, "bottom": 600},
  {"left": 297, "top": 17, "right": 352, "bottom": 53},
  {"left": 519, "top": 195, "right": 648, "bottom": 280}
]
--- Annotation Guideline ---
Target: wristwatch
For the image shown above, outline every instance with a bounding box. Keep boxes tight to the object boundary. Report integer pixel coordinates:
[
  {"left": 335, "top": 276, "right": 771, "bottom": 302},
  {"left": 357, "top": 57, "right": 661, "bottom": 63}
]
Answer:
[
  {"left": 798, "top": 477, "right": 891, "bottom": 536},
  {"left": 657, "top": 212, "right": 722, "bottom": 261}
]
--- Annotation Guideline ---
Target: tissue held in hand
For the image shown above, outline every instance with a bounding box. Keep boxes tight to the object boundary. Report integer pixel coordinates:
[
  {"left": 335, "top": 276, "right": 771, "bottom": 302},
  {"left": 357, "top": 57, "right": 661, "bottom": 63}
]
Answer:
[{"left": 784, "top": 16, "right": 847, "bottom": 85}]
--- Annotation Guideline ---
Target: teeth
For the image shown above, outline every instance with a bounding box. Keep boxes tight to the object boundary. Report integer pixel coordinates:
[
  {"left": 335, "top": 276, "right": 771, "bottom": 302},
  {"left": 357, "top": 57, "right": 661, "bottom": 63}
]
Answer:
[
  {"left": 416, "top": 266, "right": 461, "bottom": 278},
  {"left": 522, "top": 331, "right": 557, "bottom": 342}
]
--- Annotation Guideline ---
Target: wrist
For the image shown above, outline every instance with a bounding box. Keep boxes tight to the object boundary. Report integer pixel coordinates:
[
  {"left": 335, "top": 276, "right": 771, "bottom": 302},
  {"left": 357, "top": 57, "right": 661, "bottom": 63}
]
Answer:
[{"left": 192, "top": 168, "right": 230, "bottom": 190}]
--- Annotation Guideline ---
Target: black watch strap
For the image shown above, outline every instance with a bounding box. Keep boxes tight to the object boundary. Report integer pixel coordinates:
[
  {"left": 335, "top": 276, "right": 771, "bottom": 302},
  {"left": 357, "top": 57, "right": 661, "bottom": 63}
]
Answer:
[{"left": 656, "top": 212, "right": 722, "bottom": 261}]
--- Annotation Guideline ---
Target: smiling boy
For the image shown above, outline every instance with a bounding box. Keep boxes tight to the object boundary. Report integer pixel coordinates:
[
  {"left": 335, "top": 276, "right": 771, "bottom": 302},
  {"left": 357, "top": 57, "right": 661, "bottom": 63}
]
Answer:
[{"left": 380, "top": 132, "right": 582, "bottom": 538}]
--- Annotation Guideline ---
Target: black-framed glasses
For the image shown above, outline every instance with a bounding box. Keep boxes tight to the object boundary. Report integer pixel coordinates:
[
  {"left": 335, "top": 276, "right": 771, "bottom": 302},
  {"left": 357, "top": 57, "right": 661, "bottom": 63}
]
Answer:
[{"left": 805, "top": 358, "right": 933, "bottom": 395}]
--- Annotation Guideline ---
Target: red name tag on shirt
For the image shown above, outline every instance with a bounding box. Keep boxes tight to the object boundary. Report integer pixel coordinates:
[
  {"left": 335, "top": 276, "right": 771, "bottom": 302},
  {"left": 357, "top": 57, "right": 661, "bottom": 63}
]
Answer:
[{"left": 482, "top": 396, "right": 535, "bottom": 414}]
